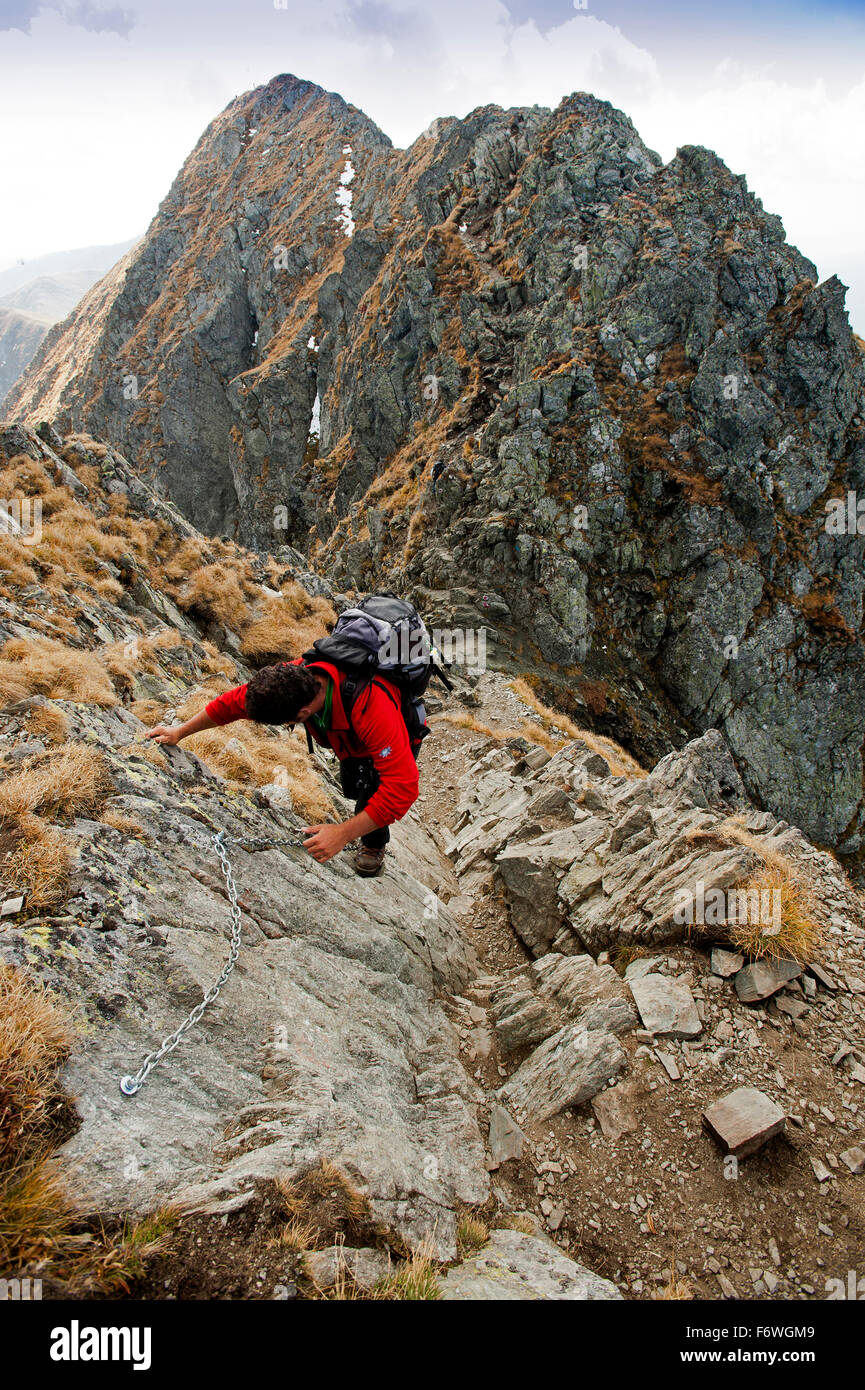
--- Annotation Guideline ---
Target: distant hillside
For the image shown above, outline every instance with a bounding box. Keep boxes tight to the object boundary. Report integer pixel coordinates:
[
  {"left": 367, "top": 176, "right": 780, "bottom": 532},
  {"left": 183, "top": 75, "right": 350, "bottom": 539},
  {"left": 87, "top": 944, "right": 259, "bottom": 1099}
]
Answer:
[
  {"left": 0, "top": 238, "right": 139, "bottom": 403},
  {"left": 0, "top": 308, "right": 50, "bottom": 405}
]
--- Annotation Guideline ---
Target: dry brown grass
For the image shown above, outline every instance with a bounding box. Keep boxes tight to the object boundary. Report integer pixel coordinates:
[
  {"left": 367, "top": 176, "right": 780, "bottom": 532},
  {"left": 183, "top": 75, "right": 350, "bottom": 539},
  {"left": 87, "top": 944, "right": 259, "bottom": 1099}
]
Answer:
[
  {"left": 199, "top": 641, "right": 238, "bottom": 680},
  {"left": 0, "top": 539, "right": 37, "bottom": 592},
  {"left": 0, "top": 960, "right": 174, "bottom": 1288},
  {"left": 0, "top": 1154, "right": 78, "bottom": 1271},
  {"left": 435, "top": 709, "right": 548, "bottom": 748},
  {"left": 0, "top": 815, "right": 71, "bottom": 911},
  {"left": 129, "top": 698, "right": 167, "bottom": 726},
  {"left": 456, "top": 1212, "right": 488, "bottom": 1257},
  {"left": 101, "top": 628, "right": 187, "bottom": 697},
  {"left": 240, "top": 585, "right": 335, "bottom": 667},
  {"left": 708, "top": 818, "right": 823, "bottom": 963},
  {"left": 275, "top": 1159, "right": 371, "bottom": 1250},
  {"left": 435, "top": 707, "right": 638, "bottom": 773},
  {"left": 0, "top": 964, "right": 78, "bottom": 1272},
  {"left": 98, "top": 810, "right": 145, "bottom": 836},
  {"left": 0, "top": 637, "right": 117, "bottom": 708},
  {"left": 176, "top": 563, "right": 253, "bottom": 632},
  {"left": 728, "top": 864, "right": 822, "bottom": 964},
  {"left": 0, "top": 744, "right": 110, "bottom": 911},
  {"left": 0, "top": 744, "right": 112, "bottom": 822},
  {"left": 0, "top": 964, "right": 75, "bottom": 1166},
  {"left": 275, "top": 1214, "right": 318, "bottom": 1253},
  {"left": 497, "top": 1213, "right": 538, "bottom": 1236},
  {"left": 0, "top": 1157, "right": 175, "bottom": 1290},
  {"left": 21, "top": 703, "right": 69, "bottom": 745},
  {"left": 371, "top": 1245, "right": 441, "bottom": 1301},
  {"left": 508, "top": 678, "right": 646, "bottom": 777}
]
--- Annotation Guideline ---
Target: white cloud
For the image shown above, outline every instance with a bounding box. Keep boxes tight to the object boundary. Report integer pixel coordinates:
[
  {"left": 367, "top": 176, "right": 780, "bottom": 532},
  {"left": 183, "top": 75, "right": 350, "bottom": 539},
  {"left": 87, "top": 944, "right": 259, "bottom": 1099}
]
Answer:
[{"left": 0, "top": 1, "right": 862, "bottom": 328}]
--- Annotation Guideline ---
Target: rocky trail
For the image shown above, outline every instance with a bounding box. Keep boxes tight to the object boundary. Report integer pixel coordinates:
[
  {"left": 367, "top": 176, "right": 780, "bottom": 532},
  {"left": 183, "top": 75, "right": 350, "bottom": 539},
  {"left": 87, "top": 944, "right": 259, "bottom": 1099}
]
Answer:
[{"left": 412, "top": 675, "right": 865, "bottom": 1300}]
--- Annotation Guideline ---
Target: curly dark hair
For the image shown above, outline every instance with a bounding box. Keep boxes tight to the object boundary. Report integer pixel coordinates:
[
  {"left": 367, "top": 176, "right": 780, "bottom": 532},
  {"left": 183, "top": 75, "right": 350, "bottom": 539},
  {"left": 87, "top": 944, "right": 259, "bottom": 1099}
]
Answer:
[{"left": 244, "top": 663, "right": 319, "bottom": 724}]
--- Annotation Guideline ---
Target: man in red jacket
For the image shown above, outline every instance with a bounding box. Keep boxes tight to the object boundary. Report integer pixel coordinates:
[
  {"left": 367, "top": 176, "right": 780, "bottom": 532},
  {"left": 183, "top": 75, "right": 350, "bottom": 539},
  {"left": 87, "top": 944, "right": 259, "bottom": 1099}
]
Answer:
[{"left": 146, "top": 659, "right": 421, "bottom": 876}]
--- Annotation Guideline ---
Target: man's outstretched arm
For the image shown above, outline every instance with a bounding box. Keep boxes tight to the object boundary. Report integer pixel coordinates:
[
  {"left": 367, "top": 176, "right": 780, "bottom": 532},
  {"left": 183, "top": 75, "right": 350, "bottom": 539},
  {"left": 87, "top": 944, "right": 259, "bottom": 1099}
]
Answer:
[
  {"left": 147, "top": 680, "right": 250, "bottom": 745},
  {"left": 147, "top": 709, "right": 217, "bottom": 745}
]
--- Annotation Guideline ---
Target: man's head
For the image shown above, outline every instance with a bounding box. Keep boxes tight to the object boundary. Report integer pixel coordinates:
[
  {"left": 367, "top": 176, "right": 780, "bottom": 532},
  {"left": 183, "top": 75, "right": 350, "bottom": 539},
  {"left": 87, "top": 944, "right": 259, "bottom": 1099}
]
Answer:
[{"left": 245, "top": 663, "right": 327, "bottom": 725}]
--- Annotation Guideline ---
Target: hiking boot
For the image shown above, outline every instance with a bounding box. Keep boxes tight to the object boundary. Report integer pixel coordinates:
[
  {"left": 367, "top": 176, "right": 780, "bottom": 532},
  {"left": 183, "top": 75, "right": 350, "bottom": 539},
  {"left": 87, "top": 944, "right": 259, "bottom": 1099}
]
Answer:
[{"left": 354, "top": 844, "right": 387, "bottom": 877}]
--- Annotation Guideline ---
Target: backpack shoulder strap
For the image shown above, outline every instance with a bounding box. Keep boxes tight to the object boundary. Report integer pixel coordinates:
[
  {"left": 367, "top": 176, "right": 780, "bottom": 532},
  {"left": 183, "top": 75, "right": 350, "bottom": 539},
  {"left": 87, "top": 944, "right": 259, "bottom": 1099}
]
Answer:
[{"left": 343, "top": 674, "right": 399, "bottom": 736}]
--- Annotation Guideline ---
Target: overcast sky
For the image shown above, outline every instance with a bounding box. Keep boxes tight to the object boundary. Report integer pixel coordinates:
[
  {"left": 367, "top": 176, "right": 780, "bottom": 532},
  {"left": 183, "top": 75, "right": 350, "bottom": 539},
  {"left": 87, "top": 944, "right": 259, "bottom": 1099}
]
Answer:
[{"left": 2, "top": 0, "right": 864, "bottom": 328}]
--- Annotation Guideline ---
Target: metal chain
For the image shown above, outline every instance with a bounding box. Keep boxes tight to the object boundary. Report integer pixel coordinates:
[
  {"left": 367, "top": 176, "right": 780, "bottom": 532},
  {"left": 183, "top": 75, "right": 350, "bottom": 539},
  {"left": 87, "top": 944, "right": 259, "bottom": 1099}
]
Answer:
[{"left": 119, "top": 830, "right": 311, "bottom": 1096}]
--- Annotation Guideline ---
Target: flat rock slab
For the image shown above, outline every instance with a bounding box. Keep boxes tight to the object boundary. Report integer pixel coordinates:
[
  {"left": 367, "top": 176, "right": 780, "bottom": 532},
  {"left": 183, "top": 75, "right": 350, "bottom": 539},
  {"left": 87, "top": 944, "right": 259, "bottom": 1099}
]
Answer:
[
  {"left": 656, "top": 1050, "right": 681, "bottom": 1081},
  {"left": 624, "top": 956, "right": 663, "bottom": 981},
  {"left": 775, "top": 995, "right": 808, "bottom": 1020},
  {"left": 498, "top": 1026, "right": 627, "bottom": 1124},
  {"left": 437, "top": 1228, "right": 622, "bottom": 1301},
  {"left": 591, "top": 1081, "right": 640, "bottom": 1141},
  {"left": 839, "top": 1146, "right": 865, "bottom": 1175},
  {"left": 702, "top": 1086, "right": 786, "bottom": 1158},
  {"left": 711, "top": 947, "right": 744, "bottom": 978},
  {"left": 807, "top": 962, "right": 837, "bottom": 992},
  {"left": 488, "top": 1105, "right": 525, "bottom": 1168},
  {"left": 735, "top": 958, "right": 802, "bottom": 1002},
  {"left": 628, "top": 975, "right": 702, "bottom": 1038}
]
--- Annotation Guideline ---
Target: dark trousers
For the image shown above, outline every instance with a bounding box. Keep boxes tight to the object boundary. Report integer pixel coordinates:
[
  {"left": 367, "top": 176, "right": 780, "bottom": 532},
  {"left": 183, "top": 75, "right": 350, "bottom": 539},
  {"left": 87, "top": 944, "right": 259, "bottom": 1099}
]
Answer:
[{"left": 340, "top": 750, "right": 418, "bottom": 850}]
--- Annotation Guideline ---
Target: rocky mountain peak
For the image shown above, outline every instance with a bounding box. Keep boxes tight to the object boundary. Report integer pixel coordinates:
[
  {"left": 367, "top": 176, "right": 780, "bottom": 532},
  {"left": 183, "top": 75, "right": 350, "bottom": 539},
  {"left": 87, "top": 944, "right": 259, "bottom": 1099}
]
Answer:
[{"left": 6, "top": 78, "right": 865, "bottom": 853}]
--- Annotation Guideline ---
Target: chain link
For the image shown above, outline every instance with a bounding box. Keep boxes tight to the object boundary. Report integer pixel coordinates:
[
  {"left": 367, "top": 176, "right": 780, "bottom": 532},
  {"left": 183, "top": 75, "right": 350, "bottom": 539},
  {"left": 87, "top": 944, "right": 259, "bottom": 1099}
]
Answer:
[{"left": 119, "top": 830, "right": 311, "bottom": 1096}]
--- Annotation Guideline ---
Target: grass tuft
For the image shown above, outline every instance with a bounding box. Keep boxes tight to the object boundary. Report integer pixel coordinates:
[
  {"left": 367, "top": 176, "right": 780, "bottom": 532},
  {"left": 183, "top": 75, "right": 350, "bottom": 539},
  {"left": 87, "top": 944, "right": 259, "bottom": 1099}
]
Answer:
[{"left": 0, "top": 637, "right": 117, "bottom": 708}]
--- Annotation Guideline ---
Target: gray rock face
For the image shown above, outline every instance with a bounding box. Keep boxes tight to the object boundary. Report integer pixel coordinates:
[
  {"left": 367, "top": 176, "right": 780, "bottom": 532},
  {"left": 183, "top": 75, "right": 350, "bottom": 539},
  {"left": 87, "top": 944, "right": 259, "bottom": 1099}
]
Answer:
[
  {"left": 449, "top": 727, "right": 865, "bottom": 962},
  {"left": 0, "top": 700, "right": 488, "bottom": 1259},
  {"left": 491, "top": 952, "right": 637, "bottom": 1051},
  {"left": 437, "top": 1228, "right": 622, "bottom": 1301},
  {"left": 8, "top": 77, "right": 865, "bottom": 848},
  {"left": 0, "top": 426, "right": 492, "bottom": 1262}
]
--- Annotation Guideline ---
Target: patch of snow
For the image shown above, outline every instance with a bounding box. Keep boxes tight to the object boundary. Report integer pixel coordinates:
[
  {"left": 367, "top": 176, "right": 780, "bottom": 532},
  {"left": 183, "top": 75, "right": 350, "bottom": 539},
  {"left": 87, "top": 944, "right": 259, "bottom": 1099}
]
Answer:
[
  {"left": 252, "top": 330, "right": 259, "bottom": 347},
  {"left": 336, "top": 153, "right": 356, "bottom": 238},
  {"left": 249, "top": 126, "right": 258, "bottom": 137},
  {"left": 308, "top": 335, "right": 318, "bottom": 352},
  {"left": 310, "top": 392, "right": 321, "bottom": 437},
  {"left": 459, "top": 222, "right": 467, "bottom": 233}
]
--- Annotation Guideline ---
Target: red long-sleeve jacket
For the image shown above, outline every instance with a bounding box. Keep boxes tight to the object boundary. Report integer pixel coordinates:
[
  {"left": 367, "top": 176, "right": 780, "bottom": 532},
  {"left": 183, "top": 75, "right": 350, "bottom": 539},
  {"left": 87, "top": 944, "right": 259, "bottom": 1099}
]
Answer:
[{"left": 204, "top": 659, "right": 420, "bottom": 829}]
